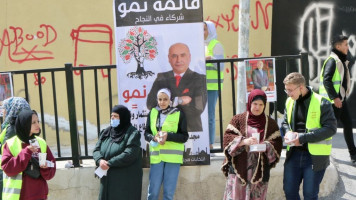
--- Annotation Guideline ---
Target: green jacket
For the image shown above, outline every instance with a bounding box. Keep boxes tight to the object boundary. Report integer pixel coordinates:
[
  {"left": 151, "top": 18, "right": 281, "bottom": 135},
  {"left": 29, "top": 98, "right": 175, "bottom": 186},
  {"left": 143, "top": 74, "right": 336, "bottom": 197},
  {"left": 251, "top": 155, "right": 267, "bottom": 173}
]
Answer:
[{"left": 93, "top": 126, "right": 142, "bottom": 200}]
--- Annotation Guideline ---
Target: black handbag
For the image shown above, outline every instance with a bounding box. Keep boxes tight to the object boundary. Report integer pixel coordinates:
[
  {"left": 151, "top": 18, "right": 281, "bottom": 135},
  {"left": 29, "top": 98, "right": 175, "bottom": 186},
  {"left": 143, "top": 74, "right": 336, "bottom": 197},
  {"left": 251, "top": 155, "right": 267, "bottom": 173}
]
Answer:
[{"left": 24, "top": 157, "right": 41, "bottom": 179}]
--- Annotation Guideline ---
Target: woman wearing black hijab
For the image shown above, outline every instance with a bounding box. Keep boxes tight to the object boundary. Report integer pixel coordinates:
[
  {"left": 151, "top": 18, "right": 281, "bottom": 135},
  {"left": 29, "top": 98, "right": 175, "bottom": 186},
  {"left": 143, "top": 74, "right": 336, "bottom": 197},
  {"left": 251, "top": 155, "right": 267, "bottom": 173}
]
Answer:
[
  {"left": 1, "top": 110, "right": 56, "bottom": 200},
  {"left": 93, "top": 105, "right": 142, "bottom": 200}
]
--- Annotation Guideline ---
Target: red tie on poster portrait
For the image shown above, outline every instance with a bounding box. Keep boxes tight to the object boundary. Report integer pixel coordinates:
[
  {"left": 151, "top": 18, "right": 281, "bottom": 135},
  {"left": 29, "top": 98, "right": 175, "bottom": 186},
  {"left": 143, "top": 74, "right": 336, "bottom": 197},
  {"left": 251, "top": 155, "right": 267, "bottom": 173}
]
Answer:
[{"left": 175, "top": 75, "right": 181, "bottom": 87}]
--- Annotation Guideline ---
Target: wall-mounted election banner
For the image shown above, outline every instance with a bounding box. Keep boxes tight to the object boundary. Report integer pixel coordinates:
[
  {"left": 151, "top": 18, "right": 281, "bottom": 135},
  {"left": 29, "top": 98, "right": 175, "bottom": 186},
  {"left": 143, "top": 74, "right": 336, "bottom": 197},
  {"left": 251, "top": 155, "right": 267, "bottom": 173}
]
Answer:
[
  {"left": 245, "top": 58, "right": 276, "bottom": 102},
  {"left": 113, "top": 0, "right": 209, "bottom": 167}
]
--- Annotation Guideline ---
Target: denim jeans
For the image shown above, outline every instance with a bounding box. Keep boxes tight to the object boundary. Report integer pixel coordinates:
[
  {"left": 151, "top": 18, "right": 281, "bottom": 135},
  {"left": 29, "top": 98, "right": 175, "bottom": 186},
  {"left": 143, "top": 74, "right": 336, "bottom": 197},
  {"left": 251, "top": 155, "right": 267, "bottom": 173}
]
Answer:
[
  {"left": 283, "top": 150, "right": 326, "bottom": 200},
  {"left": 147, "top": 162, "right": 180, "bottom": 200},
  {"left": 208, "top": 90, "right": 219, "bottom": 145}
]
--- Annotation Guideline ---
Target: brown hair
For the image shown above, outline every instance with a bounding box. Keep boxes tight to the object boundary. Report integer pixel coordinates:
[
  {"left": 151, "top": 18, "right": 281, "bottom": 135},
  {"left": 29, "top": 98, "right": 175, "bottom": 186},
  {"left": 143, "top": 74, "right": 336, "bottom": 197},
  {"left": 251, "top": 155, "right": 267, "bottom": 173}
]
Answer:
[{"left": 283, "top": 72, "right": 305, "bottom": 86}]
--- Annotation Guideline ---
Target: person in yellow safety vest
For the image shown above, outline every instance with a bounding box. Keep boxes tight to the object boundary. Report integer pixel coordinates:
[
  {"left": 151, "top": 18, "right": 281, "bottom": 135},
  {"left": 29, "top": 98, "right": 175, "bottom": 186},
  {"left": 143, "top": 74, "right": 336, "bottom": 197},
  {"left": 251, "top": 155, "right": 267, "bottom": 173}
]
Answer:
[
  {"left": 1, "top": 110, "right": 56, "bottom": 200},
  {"left": 144, "top": 88, "right": 188, "bottom": 200},
  {"left": 204, "top": 21, "right": 225, "bottom": 150},
  {"left": 281, "top": 72, "right": 337, "bottom": 200},
  {"left": 319, "top": 34, "right": 356, "bottom": 164},
  {"left": 0, "top": 97, "right": 31, "bottom": 200}
]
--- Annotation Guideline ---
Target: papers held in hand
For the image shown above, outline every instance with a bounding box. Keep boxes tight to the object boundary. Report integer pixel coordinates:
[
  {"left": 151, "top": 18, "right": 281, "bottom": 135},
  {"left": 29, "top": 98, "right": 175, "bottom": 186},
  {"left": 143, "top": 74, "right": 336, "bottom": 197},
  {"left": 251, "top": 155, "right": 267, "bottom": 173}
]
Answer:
[
  {"left": 95, "top": 167, "right": 108, "bottom": 178},
  {"left": 249, "top": 143, "right": 266, "bottom": 152},
  {"left": 249, "top": 131, "right": 266, "bottom": 152}
]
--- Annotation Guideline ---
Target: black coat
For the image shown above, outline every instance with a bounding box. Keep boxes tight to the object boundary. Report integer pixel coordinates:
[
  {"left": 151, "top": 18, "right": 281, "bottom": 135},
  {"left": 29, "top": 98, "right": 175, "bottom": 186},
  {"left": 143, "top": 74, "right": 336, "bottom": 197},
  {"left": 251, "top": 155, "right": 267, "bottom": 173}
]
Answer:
[
  {"left": 146, "top": 69, "right": 207, "bottom": 132},
  {"left": 281, "top": 89, "right": 337, "bottom": 171}
]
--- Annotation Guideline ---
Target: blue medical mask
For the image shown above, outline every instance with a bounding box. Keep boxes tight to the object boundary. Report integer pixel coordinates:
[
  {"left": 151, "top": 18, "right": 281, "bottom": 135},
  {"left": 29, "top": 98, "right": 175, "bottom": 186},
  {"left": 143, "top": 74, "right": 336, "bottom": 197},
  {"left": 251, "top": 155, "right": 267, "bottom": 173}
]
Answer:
[
  {"left": 150, "top": 140, "right": 158, "bottom": 147},
  {"left": 111, "top": 119, "right": 120, "bottom": 127}
]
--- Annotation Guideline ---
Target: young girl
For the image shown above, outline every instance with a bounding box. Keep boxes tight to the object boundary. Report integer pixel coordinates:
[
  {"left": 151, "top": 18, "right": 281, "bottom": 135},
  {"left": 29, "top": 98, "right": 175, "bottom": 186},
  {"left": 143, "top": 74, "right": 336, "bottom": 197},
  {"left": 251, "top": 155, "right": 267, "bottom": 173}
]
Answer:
[
  {"left": 145, "top": 88, "right": 188, "bottom": 200},
  {"left": 1, "top": 110, "right": 56, "bottom": 200}
]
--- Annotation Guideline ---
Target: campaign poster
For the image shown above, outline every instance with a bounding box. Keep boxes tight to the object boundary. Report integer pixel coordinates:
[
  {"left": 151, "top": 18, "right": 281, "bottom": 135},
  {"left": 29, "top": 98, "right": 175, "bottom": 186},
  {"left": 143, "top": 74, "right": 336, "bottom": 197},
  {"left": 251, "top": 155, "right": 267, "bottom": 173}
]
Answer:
[
  {"left": 113, "top": 0, "right": 209, "bottom": 166},
  {"left": 0, "top": 73, "right": 13, "bottom": 117},
  {"left": 245, "top": 58, "right": 276, "bottom": 102}
]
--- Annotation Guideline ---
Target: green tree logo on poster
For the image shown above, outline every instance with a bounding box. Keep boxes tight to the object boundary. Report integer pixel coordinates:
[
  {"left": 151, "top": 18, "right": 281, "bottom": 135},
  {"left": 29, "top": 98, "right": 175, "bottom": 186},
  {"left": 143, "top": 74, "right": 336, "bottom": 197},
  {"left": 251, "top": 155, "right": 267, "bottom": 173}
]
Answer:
[{"left": 119, "top": 26, "right": 157, "bottom": 79}]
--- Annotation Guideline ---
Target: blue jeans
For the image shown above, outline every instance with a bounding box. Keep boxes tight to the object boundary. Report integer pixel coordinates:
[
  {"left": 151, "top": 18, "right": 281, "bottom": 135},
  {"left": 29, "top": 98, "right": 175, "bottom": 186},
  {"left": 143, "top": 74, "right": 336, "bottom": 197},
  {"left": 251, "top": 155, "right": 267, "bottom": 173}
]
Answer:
[
  {"left": 147, "top": 162, "right": 180, "bottom": 200},
  {"left": 208, "top": 90, "right": 219, "bottom": 145},
  {"left": 283, "top": 150, "right": 326, "bottom": 200}
]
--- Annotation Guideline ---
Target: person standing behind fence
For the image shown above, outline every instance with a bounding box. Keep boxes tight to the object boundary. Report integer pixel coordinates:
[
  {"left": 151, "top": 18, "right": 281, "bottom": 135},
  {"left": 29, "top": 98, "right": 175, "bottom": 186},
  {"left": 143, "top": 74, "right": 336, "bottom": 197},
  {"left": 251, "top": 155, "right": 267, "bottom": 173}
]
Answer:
[
  {"left": 1, "top": 110, "right": 56, "bottom": 200},
  {"left": 145, "top": 88, "right": 188, "bottom": 200},
  {"left": 0, "top": 97, "right": 31, "bottom": 200},
  {"left": 1, "top": 97, "right": 31, "bottom": 142},
  {"left": 221, "top": 89, "right": 282, "bottom": 200},
  {"left": 281, "top": 72, "right": 336, "bottom": 200},
  {"left": 204, "top": 21, "right": 225, "bottom": 149},
  {"left": 93, "top": 105, "right": 142, "bottom": 200},
  {"left": 319, "top": 35, "right": 356, "bottom": 164}
]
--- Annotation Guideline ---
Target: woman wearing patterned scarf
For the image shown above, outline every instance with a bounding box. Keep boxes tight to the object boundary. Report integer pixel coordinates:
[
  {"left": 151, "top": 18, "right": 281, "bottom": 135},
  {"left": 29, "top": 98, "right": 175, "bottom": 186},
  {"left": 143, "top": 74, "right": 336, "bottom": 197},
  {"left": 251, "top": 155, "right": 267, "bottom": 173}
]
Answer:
[
  {"left": 1, "top": 97, "right": 31, "bottom": 143},
  {"left": 222, "top": 89, "right": 283, "bottom": 200}
]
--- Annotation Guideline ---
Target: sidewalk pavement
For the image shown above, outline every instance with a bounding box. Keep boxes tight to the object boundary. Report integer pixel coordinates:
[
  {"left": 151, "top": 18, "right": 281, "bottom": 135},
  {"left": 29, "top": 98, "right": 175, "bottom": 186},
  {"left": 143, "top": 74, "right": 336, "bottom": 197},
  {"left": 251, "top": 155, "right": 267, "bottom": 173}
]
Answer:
[{"left": 320, "top": 128, "right": 356, "bottom": 200}]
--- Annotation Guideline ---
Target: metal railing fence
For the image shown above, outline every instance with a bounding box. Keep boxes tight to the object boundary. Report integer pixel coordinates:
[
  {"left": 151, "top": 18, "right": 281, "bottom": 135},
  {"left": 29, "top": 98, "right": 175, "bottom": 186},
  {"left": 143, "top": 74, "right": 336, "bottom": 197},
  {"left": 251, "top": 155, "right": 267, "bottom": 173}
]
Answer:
[{"left": 0, "top": 53, "right": 308, "bottom": 166}]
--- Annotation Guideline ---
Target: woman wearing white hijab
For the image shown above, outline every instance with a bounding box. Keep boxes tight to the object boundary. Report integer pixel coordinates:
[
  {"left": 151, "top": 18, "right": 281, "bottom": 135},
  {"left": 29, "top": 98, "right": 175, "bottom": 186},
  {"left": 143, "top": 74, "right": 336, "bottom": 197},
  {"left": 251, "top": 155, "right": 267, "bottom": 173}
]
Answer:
[
  {"left": 144, "top": 88, "right": 188, "bottom": 200},
  {"left": 204, "top": 21, "right": 225, "bottom": 149}
]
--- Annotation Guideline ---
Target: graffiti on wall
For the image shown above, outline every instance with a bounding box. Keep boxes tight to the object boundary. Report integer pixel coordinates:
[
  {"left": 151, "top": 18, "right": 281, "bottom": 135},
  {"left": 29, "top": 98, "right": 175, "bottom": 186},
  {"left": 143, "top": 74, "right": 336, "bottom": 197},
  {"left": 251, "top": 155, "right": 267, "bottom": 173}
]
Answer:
[
  {"left": 299, "top": 2, "right": 356, "bottom": 93},
  {"left": 0, "top": 24, "right": 57, "bottom": 63},
  {"left": 205, "top": 0, "right": 272, "bottom": 80},
  {"left": 1, "top": 23, "right": 114, "bottom": 85},
  {"left": 70, "top": 24, "right": 114, "bottom": 78},
  {"left": 206, "top": 1, "right": 272, "bottom": 32}
]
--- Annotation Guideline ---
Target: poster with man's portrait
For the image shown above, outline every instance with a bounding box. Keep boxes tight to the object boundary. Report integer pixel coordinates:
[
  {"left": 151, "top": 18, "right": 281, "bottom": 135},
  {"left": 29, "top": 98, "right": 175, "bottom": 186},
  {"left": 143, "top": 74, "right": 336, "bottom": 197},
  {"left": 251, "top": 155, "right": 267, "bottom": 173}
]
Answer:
[
  {"left": 114, "top": 0, "right": 209, "bottom": 166},
  {"left": 245, "top": 58, "right": 276, "bottom": 101},
  {"left": 0, "top": 73, "right": 13, "bottom": 117}
]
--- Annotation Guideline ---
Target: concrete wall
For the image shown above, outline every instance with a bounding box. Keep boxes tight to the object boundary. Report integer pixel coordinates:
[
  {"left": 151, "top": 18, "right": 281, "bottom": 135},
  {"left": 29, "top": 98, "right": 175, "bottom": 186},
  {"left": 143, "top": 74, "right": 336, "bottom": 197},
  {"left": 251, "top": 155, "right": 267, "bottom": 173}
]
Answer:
[{"left": 48, "top": 151, "right": 338, "bottom": 200}]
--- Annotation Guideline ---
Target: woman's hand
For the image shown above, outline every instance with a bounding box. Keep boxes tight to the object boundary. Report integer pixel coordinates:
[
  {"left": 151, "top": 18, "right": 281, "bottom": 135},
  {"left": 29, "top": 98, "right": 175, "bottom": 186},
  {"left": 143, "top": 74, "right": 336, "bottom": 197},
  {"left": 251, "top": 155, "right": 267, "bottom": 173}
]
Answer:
[
  {"left": 40, "top": 162, "right": 48, "bottom": 169},
  {"left": 242, "top": 137, "right": 258, "bottom": 146},
  {"left": 27, "top": 145, "right": 38, "bottom": 153},
  {"left": 100, "top": 159, "right": 110, "bottom": 170},
  {"left": 158, "top": 131, "right": 168, "bottom": 145}
]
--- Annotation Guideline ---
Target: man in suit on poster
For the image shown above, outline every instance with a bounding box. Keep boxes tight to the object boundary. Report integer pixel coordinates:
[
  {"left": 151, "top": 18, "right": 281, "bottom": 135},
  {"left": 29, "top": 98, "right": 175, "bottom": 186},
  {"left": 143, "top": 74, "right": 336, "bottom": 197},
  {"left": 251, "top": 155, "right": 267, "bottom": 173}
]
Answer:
[
  {"left": 252, "top": 60, "right": 269, "bottom": 91},
  {"left": 147, "top": 43, "right": 207, "bottom": 132}
]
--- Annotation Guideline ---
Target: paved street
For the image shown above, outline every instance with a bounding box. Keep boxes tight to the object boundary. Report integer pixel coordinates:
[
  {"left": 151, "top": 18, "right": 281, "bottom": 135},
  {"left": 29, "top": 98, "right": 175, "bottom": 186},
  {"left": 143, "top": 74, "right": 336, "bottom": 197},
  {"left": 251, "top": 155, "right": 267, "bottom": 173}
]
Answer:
[{"left": 320, "top": 129, "right": 356, "bottom": 200}]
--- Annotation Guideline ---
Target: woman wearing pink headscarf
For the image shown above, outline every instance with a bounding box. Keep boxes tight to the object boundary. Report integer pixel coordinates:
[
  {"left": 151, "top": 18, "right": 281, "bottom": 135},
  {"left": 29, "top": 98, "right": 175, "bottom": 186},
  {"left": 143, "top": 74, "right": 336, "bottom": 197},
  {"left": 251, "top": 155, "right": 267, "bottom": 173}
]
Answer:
[{"left": 222, "top": 89, "right": 282, "bottom": 200}]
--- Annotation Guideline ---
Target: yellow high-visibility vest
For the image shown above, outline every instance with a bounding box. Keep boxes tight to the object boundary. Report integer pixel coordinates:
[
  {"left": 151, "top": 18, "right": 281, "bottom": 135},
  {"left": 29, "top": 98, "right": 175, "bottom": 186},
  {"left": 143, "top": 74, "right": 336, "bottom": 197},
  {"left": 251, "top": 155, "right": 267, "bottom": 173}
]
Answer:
[
  {"left": 319, "top": 54, "right": 341, "bottom": 103},
  {"left": 149, "top": 108, "right": 184, "bottom": 164},
  {"left": 2, "top": 136, "right": 47, "bottom": 200},
  {"left": 206, "top": 39, "right": 224, "bottom": 90},
  {"left": 286, "top": 92, "right": 332, "bottom": 155}
]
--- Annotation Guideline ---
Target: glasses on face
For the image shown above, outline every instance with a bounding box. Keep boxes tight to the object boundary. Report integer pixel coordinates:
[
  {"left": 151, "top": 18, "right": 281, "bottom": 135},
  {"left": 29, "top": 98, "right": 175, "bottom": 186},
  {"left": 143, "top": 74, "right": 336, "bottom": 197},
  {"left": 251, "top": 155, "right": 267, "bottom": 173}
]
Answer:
[{"left": 284, "top": 85, "right": 300, "bottom": 94}]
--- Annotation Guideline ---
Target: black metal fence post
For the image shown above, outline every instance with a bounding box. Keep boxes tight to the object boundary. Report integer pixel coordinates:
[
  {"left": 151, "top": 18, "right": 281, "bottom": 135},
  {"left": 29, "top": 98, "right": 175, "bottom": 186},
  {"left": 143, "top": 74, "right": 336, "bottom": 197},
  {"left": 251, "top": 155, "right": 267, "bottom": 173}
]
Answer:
[
  {"left": 300, "top": 52, "right": 310, "bottom": 83},
  {"left": 65, "top": 63, "right": 81, "bottom": 167}
]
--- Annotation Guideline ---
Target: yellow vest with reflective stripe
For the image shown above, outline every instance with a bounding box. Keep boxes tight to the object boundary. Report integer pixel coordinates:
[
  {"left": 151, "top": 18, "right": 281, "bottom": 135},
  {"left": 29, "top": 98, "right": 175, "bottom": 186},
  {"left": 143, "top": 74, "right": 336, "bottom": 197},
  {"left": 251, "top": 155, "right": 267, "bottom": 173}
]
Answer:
[
  {"left": 0, "top": 125, "right": 7, "bottom": 145},
  {"left": 286, "top": 93, "right": 332, "bottom": 155},
  {"left": 0, "top": 126, "right": 8, "bottom": 168},
  {"left": 319, "top": 54, "right": 341, "bottom": 103},
  {"left": 206, "top": 39, "right": 224, "bottom": 90},
  {"left": 2, "top": 136, "right": 47, "bottom": 200},
  {"left": 149, "top": 108, "right": 184, "bottom": 164}
]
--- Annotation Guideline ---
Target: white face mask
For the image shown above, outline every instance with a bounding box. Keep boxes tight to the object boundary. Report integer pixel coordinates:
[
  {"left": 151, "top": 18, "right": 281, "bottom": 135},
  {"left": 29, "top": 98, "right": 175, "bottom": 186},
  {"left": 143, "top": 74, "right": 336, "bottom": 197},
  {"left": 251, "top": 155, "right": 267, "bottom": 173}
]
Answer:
[{"left": 111, "top": 119, "right": 120, "bottom": 127}]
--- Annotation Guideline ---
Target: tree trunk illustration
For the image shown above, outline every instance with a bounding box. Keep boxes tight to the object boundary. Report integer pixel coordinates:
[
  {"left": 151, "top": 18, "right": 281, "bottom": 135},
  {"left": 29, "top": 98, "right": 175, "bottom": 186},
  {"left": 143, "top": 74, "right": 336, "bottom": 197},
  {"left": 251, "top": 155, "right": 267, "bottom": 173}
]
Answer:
[{"left": 136, "top": 61, "right": 145, "bottom": 75}]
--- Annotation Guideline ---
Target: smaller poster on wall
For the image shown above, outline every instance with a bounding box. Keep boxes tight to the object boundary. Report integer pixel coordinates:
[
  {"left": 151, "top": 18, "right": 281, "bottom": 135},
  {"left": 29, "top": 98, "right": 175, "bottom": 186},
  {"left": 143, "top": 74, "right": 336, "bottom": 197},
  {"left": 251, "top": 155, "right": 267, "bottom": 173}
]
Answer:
[
  {"left": 245, "top": 58, "right": 276, "bottom": 102},
  {"left": 0, "top": 73, "right": 14, "bottom": 117}
]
